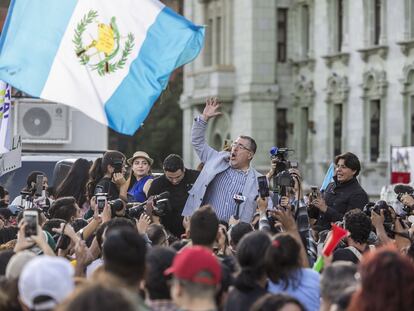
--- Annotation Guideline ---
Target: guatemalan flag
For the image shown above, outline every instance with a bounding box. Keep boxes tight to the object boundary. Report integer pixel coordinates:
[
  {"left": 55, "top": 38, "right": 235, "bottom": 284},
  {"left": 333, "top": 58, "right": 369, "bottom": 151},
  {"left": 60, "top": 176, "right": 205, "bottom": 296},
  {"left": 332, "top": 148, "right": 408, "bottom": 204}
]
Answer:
[{"left": 0, "top": 0, "right": 205, "bottom": 135}]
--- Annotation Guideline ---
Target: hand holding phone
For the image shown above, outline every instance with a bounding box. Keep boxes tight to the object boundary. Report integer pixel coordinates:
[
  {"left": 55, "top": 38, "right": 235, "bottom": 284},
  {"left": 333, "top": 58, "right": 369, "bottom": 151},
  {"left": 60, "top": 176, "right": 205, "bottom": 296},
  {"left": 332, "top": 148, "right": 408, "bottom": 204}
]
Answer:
[
  {"left": 96, "top": 194, "right": 107, "bottom": 214},
  {"left": 23, "top": 210, "right": 38, "bottom": 238},
  {"left": 258, "top": 176, "right": 270, "bottom": 198}
]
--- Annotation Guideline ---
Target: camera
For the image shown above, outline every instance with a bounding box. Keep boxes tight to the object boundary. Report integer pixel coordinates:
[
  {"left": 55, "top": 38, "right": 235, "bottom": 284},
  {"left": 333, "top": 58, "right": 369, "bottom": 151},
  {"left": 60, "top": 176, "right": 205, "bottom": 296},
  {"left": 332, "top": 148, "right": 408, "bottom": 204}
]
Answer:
[
  {"left": 394, "top": 184, "right": 414, "bottom": 215},
  {"left": 96, "top": 193, "right": 125, "bottom": 216},
  {"left": 127, "top": 191, "right": 170, "bottom": 219},
  {"left": 111, "top": 159, "right": 124, "bottom": 174},
  {"left": 269, "top": 147, "right": 296, "bottom": 196},
  {"left": 363, "top": 201, "right": 394, "bottom": 232}
]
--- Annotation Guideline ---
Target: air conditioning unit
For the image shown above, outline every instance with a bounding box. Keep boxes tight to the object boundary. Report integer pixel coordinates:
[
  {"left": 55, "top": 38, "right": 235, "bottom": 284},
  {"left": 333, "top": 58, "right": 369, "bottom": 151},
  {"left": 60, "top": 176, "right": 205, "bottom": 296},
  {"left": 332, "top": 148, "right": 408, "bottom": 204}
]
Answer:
[{"left": 14, "top": 99, "right": 72, "bottom": 144}]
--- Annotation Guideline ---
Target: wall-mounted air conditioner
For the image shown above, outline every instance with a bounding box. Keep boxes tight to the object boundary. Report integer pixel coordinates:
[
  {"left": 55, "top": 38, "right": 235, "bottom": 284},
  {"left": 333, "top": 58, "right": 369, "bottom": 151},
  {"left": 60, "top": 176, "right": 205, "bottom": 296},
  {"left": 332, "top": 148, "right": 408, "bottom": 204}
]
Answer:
[{"left": 14, "top": 99, "right": 72, "bottom": 144}]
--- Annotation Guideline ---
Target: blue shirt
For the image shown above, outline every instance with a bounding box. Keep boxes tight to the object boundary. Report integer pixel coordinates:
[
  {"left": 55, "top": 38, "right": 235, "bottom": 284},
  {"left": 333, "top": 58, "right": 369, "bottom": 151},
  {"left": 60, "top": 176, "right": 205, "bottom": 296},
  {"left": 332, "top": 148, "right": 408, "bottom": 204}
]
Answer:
[
  {"left": 268, "top": 268, "right": 320, "bottom": 311},
  {"left": 202, "top": 167, "right": 248, "bottom": 222},
  {"left": 128, "top": 175, "right": 153, "bottom": 203}
]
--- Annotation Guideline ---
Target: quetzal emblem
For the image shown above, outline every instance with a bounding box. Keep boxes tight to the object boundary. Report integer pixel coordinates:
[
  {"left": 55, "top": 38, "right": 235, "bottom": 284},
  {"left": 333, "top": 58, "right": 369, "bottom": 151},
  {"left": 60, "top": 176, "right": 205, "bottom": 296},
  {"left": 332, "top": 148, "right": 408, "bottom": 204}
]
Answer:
[{"left": 73, "top": 10, "right": 135, "bottom": 76}]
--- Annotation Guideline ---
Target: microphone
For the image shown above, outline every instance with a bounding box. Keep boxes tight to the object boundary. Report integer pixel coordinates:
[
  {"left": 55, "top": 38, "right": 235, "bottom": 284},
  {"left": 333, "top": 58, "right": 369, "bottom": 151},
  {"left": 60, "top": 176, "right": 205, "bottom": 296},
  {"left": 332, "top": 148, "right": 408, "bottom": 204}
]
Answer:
[
  {"left": 233, "top": 193, "right": 246, "bottom": 220},
  {"left": 233, "top": 193, "right": 246, "bottom": 204}
]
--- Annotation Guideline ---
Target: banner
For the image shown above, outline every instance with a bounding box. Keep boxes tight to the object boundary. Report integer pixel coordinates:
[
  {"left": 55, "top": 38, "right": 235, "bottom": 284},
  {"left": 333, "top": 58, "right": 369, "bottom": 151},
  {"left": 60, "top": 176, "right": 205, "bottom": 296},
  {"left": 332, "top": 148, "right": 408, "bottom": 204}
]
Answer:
[{"left": 0, "top": 81, "right": 11, "bottom": 153}]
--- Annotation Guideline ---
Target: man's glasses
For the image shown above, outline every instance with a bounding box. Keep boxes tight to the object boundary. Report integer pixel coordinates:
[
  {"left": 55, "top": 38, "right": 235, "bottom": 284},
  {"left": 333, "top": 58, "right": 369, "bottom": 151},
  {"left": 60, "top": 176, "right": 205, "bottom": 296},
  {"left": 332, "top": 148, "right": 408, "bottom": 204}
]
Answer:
[{"left": 231, "top": 142, "right": 251, "bottom": 152}]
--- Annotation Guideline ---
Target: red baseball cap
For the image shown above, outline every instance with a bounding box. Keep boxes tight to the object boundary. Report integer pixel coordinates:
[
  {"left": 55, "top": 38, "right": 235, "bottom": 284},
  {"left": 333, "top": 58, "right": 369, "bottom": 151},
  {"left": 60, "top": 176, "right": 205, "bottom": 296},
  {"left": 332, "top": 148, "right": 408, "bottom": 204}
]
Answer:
[{"left": 164, "top": 246, "right": 221, "bottom": 285}]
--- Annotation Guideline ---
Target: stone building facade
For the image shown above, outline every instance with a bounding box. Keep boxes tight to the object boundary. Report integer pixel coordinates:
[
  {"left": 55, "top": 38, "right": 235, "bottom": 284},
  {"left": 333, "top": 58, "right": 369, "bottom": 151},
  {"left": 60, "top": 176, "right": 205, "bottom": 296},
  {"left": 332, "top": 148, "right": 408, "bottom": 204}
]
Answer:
[{"left": 181, "top": 0, "right": 414, "bottom": 195}]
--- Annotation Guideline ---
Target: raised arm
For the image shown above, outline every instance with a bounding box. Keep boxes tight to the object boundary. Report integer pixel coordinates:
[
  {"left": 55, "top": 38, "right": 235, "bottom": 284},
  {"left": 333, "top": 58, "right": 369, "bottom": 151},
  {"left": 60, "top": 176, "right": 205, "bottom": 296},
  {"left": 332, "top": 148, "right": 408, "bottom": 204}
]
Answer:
[{"left": 192, "top": 97, "right": 223, "bottom": 162}]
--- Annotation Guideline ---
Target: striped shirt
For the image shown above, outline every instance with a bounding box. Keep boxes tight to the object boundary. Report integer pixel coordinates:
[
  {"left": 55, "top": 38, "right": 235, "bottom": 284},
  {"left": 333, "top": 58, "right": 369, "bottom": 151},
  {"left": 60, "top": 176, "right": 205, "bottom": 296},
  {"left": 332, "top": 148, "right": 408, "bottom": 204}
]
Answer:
[{"left": 202, "top": 167, "right": 248, "bottom": 222}]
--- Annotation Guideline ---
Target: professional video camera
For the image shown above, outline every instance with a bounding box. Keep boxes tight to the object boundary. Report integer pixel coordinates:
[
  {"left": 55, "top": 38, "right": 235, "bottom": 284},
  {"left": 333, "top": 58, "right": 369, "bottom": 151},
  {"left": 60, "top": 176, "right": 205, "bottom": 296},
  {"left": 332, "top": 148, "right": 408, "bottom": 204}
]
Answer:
[
  {"left": 363, "top": 201, "right": 394, "bottom": 233},
  {"left": 394, "top": 184, "right": 414, "bottom": 215},
  {"left": 127, "top": 191, "right": 171, "bottom": 219},
  {"left": 269, "top": 147, "right": 297, "bottom": 196}
]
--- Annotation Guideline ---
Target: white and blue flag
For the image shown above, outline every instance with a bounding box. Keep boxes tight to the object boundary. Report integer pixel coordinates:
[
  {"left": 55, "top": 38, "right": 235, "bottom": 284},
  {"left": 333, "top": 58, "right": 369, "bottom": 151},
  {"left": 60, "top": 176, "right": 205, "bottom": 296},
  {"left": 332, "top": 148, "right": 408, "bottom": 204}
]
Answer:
[
  {"left": 320, "top": 162, "right": 335, "bottom": 192},
  {"left": 0, "top": 0, "right": 205, "bottom": 135}
]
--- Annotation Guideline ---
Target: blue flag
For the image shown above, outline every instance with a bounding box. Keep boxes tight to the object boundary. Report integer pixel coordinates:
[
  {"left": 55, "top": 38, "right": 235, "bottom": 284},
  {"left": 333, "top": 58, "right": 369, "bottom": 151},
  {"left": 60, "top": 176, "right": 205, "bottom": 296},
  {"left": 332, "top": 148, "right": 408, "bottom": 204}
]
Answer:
[
  {"left": 0, "top": 0, "right": 205, "bottom": 135},
  {"left": 320, "top": 163, "right": 335, "bottom": 192}
]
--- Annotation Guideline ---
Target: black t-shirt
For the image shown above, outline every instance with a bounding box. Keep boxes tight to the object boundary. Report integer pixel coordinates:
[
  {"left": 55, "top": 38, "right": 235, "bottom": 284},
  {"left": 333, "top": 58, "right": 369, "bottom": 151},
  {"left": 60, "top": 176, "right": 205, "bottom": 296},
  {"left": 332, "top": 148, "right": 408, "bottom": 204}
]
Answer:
[
  {"left": 147, "top": 169, "right": 199, "bottom": 237},
  {"left": 94, "top": 177, "right": 119, "bottom": 200}
]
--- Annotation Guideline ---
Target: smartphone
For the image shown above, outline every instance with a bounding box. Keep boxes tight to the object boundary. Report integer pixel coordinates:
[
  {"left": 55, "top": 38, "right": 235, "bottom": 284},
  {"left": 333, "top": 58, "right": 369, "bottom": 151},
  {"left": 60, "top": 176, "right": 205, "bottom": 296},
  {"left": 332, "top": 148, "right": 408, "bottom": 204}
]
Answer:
[
  {"left": 258, "top": 176, "right": 270, "bottom": 198},
  {"left": 112, "top": 160, "right": 123, "bottom": 173},
  {"left": 23, "top": 210, "right": 38, "bottom": 238},
  {"left": 35, "top": 174, "right": 43, "bottom": 196},
  {"left": 310, "top": 186, "right": 319, "bottom": 200},
  {"left": 96, "top": 194, "right": 107, "bottom": 214}
]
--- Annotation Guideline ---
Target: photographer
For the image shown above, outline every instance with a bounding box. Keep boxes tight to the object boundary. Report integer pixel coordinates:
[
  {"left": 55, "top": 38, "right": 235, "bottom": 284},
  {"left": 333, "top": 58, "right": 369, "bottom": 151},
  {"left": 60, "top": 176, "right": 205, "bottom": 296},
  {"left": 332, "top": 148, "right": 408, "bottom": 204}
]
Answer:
[
  {"left": 332, "top": 209, "right": 373, "bottom": 264},
  {"left": 147, "top": 154, "right": 199, "bottom": 238},
  {"left": 312, "top": 152, "right": 369, "bottom": 232},
  {"left": 86, "top": 150, "right": 126, "bottom": 202},
  {"left": 10, "top": 171, "right": 50, "bottom": 211}
]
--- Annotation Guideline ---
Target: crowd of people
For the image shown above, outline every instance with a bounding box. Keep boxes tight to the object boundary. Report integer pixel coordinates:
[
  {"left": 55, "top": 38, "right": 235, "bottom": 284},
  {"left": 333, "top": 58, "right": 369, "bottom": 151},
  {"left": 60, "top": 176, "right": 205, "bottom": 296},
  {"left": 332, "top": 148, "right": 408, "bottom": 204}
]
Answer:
[{"left": 0, "top": 98, "right": 414, "bottom": 311}]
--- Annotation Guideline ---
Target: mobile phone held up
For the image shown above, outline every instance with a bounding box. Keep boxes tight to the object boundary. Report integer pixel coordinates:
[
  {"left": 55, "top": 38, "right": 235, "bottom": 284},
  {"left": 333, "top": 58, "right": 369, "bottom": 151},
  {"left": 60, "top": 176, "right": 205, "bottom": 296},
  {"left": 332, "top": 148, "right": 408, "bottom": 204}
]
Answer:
[
  {"left": 96, "top": 193, "right": 107, "bottom": 214},
  {"left": 35, "top": 174, "right": 44, "bottom": 196},
  {"left": 258, "top": 176, "right": 270, "bottom": 198},
  {"left": 23, "top": 210, "right": 38, "bottom": 238}
]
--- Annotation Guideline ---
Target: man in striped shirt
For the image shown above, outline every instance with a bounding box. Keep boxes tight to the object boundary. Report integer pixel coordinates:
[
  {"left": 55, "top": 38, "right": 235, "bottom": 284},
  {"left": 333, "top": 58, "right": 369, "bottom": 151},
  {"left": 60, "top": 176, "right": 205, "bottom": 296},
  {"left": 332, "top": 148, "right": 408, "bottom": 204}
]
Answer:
[{"left": 183, "top": 98, "right": 263, "bottom": 223}]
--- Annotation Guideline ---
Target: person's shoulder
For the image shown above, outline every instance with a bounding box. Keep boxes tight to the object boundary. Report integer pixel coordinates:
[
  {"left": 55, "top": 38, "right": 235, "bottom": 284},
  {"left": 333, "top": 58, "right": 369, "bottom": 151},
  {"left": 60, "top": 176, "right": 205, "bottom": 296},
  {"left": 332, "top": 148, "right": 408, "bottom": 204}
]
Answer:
[
  {"left": 185, "top": 169, "right": 200, "bottom": 179},
  {"left": 301, "top": 268, "right": 320, "bottom": 280},
  {"left": 150, "top": 174, "right": 167, "bottom": 186},
  {"left": 333, "top": 248, "right": 359, "bottom": 263}
]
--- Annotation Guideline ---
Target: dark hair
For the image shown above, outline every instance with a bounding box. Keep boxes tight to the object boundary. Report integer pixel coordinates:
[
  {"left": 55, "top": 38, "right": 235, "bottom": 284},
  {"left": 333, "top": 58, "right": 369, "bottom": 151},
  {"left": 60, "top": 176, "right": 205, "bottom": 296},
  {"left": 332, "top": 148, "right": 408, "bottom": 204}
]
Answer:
[
  {"left": 86, "top": 151, "right": 125, "bottom": 199},
  {"left": 55, "top": 159, "right": 91, "bottom": 207},
  {"left": 163, "top": 154, "right": 184, "bottom": 172},
  {"left": 145, "top": 246, "right": 176, "bottom": 300},
  {"left": 235, "top": 231, "right": 271, "bottom": 291},
  {"left": 25, "top": 171, "right": 45, "bottom": 190},
  {"left": 230, "top": 222, "right": 253, "bottom": 247},
  {"left": 42, "top": 218, "right": 66, "bottom": 236},
  {"left": 103, "top": 227, "right": 147, "bottom": 286},
  {"left": 146, "top": 224, "right": 168, "bottom": 246},
  {"left": 58, "top": 283, "right": 136, "bottom": 311},
  {"left": 344, "top": 209, "right": 371, "bottom": 244},
  {"left": 348, "top": 247, "right": 414, "bottom": 311},
  {"left": 190, "top": 205, "right": 219, "bottom": 247},
  {"left": 265, "top": 233, "right": 302, "bottom": 290},
  {"left": 251, "top": 293, "right": 305, "bottom": 311},
  {"left": 334, "top": 152, "right": 361, "bottom": 177},
  {"left": 0, "top": 249, "right": 14, "bottom": 276},
  {"left": 239, "top": 135, "right": 257, "bottom": 154},
  {"left": 48, "top": 197, "right": 78, "bottom": 223}
]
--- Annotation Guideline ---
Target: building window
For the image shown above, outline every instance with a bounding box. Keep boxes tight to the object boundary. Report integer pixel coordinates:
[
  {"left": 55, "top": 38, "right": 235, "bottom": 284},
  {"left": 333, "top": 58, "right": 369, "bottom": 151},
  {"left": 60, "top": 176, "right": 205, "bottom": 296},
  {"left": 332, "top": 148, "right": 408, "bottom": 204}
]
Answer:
[
  {"left": 337, "top": 0, "right": 344, "bottom": 52},
  {"left": 215, "top": 16, "right": 222, "bottom": 65},
  {"left": 333, "top": 104, "right": 342, "bottom": 156},
  {"left": 370, "top": 100, "right": 380, "bottom": 162},
  {"left": 374, "top": 0, "right": 381, "bottom": 45},
  {"left": 204, "top": 18, "right": 213, "bottom": 66},
  {"left": 300, "top": 107, "right": 309, "bottom": 160},
  {"left": 276, "top": 108, "right": 288, "bottom": 147},
  {"left": 302, "top": 4, "right": 310, "bottom": 58},
  {"left": 203, "top": 1, "right": 226, "bottom": 67},
  {"left": 277, "top": 8, "right": 288, "bottom": 63}
]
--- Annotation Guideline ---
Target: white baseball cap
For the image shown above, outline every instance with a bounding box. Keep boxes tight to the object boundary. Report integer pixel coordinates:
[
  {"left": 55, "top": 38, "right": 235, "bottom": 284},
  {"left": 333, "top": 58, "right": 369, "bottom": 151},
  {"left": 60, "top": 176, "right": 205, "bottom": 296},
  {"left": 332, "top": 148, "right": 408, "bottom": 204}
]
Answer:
[{"left": 18, "top": 255, "right": 74, "bottom": 310}]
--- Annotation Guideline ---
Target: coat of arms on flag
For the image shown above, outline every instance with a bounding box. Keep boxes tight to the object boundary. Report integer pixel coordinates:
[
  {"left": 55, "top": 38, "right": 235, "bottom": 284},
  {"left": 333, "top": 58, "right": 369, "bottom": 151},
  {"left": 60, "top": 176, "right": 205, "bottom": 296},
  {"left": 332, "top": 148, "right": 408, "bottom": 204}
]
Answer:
[{"left": 74, "top": 10, "right": 135, "bottom": 76}]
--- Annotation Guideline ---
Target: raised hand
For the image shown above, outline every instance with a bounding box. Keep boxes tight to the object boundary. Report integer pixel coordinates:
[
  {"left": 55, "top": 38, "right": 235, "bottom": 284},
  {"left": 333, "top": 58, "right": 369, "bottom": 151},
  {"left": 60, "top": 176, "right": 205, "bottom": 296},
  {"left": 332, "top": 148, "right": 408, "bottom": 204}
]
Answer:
[{"left": 202, "top": 97, "right": 222, "bottom": 121}]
